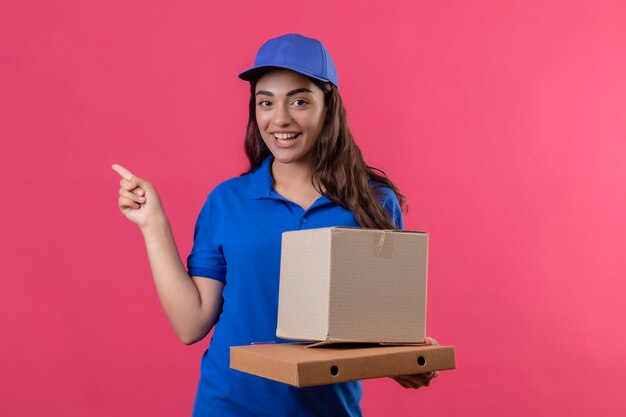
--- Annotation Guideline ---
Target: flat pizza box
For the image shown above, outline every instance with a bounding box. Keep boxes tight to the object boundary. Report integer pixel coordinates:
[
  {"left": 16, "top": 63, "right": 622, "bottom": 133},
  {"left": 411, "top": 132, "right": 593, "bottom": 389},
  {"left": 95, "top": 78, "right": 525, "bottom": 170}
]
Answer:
[{"left": 230, "top": 342, "right": 456, "bottom": 387}]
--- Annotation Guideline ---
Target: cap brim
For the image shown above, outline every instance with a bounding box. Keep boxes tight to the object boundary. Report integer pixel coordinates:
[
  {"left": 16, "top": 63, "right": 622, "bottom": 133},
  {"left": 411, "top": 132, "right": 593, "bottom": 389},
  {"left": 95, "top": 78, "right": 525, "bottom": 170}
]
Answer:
[{"left": 238, "top": 65, "right": 332, "bottom": 85}]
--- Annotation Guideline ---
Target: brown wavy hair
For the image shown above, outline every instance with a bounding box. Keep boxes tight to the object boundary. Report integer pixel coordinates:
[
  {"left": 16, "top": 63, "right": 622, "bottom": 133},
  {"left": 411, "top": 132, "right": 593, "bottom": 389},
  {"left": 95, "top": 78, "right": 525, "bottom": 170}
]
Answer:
[{"left": 241, "top": 72, "right": 407, "bottom": 229}]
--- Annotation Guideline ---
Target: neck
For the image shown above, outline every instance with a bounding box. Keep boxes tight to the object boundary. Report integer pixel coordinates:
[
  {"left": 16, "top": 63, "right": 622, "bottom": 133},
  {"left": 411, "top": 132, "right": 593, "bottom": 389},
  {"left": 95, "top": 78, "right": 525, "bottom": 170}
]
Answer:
[{"left": 271, "top": 157, "right": 314, "bottom": 189}]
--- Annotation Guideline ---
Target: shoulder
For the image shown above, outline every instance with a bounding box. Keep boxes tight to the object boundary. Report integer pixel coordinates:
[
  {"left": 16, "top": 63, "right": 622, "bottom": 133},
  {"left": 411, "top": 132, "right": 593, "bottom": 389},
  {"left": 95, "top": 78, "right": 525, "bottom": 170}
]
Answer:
[
  {"left": 370, "top": 182, "right": 403, "bottom": 229},
  {"left": 205, "top": 173, "right": 254, "bottom": 202},
  {"left": 210, "top": 175, "right": 247, "bottom": 195},
  {"left": 194, "top": 174, "right": 252, "bottom": 222},
  {"left": 370, "top": 182, "right": 400, "bottom": 207}
]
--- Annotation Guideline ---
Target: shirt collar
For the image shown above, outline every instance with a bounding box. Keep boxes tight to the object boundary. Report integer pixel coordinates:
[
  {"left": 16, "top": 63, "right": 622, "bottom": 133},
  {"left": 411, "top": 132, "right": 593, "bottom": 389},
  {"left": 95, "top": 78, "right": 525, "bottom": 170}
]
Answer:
[
  {"left": 243, "top": 155, "right": 335, "bottom": 209},
  {"left": 244, "top": 154, "right": 274, "bottom": 199}
]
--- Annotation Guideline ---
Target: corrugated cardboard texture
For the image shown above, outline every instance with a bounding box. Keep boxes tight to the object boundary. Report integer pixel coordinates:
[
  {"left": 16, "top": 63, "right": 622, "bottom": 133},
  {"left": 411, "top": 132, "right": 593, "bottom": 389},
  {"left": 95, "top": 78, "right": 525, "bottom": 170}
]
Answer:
[
  {"left": 230, "top": 342, "right": 456, "bottom": 387},
  {"left": 329, "top": 228, "right": 428, "bottom": 343},
  {"left": 277, "top": 227, "right": 428, "bottom": 344},
  {"left": 276, "top": 228, "right": 332, "bottom": 341}
]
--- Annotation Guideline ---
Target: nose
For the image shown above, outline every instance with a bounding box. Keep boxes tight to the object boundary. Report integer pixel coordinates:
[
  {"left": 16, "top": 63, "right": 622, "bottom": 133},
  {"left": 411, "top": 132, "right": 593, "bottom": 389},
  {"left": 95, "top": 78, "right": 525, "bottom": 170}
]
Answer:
[{"left": 273, "top": 102, "right": 292, "bottom": 126}]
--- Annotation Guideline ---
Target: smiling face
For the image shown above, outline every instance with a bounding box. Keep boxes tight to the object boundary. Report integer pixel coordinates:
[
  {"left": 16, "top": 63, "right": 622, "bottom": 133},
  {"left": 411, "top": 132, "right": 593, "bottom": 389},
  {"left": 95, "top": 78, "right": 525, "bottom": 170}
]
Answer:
[{"left": 254, "top": 69, "right": 327, "bottom": 166}]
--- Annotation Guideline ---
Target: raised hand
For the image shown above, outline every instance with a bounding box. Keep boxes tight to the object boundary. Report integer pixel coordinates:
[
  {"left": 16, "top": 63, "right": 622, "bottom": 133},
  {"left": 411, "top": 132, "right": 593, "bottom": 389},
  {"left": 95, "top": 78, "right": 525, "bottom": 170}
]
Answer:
[{"left": 112, "top": 163, "right": 167, "bottom": 231}]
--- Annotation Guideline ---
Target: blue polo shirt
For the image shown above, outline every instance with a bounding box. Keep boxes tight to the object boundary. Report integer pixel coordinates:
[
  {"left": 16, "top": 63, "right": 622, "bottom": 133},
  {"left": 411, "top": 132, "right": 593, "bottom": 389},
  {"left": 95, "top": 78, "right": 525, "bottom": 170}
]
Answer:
[{"left": 187, "top": 154, "right": 403, "bottom": 417}]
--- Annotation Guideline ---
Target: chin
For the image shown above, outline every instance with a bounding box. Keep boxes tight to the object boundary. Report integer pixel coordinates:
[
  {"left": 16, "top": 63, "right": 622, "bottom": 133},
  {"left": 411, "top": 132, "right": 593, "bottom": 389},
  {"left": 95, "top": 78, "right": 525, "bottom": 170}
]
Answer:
[
  {"left": 270, "top": 150, "right": 309, "bottom": 165},
  {"left": 272, "top": 155, "right": 300, "bottom": 165}
]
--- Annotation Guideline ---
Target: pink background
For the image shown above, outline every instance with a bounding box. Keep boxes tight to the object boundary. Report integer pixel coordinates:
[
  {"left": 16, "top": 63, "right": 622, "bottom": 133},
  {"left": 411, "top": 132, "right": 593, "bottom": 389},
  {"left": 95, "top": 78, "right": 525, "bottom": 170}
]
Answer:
[{"left": 2, "top": 1, "right": 625, "bottom": 416}]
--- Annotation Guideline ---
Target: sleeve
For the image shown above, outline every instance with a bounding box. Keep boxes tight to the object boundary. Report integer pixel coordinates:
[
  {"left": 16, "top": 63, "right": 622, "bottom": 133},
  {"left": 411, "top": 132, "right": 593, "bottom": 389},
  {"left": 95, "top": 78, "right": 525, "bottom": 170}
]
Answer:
[
  {"left": 378, "top": 186, "right": 404, "bottom": 230},
  {"left": 186, "top": 193, "right": 227, "bottom": 283}
]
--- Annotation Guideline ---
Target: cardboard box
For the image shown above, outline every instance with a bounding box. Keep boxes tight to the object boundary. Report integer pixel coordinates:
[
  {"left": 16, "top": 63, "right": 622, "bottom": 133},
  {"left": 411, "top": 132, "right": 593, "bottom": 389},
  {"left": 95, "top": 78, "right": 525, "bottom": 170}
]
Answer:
[
  {"left": 230, "top": 342, "right": 455, "bottom": 387},
  {"left": 277, "top": 227, "right": 428, "bottom": 345}
]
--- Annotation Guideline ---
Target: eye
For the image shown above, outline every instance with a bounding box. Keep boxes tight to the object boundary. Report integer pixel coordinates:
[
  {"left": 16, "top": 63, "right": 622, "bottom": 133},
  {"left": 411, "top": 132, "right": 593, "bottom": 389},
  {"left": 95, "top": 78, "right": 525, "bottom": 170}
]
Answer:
[
  {"left": 257, "top": 100, "right": 271, "bottom": 107},
  {"left": 293, "top": 99, "right": 308, "bottom": 106}
]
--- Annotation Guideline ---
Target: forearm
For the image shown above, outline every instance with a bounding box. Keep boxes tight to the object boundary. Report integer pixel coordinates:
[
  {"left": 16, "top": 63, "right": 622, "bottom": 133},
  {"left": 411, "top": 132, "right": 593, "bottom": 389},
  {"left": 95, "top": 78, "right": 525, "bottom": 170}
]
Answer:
[{"left": 141, "top": 219, "right": 206, "bottom": 344}]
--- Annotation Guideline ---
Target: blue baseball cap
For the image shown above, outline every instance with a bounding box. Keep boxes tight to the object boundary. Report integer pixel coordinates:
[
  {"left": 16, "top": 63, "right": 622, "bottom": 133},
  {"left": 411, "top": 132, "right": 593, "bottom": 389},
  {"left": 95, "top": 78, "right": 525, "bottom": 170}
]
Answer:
[{"left": 238, "top": 33, "right": 339, "bottom": 89}]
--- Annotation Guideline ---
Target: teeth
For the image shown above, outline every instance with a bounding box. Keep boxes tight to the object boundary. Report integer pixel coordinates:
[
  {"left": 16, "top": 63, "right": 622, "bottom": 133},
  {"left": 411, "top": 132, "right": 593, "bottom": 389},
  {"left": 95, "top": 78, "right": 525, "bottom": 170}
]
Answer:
[{"left": 274, "top": 133, "right": 299, "bottom": 140}]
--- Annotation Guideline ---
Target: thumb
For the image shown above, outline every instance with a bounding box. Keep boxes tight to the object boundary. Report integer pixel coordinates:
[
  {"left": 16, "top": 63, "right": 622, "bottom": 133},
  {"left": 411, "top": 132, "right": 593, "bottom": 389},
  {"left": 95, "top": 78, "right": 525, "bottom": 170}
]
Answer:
[{"left": 426, "top": 337, "right": 439, "bottom": 346}]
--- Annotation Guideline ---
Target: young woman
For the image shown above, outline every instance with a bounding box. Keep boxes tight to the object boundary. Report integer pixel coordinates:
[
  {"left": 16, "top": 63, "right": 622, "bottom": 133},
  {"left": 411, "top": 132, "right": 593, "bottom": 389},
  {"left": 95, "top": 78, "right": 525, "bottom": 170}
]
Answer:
[{"left": 113, "top": 33, "right": 438, "bottom": 417}]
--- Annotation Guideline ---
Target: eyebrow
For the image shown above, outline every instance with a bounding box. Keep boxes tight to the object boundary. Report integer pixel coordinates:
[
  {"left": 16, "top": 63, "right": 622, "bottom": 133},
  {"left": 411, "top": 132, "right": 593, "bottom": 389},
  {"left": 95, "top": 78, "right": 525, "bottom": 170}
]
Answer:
[{"left": 255, "top": 88, "right": 314, "bottom": 97}]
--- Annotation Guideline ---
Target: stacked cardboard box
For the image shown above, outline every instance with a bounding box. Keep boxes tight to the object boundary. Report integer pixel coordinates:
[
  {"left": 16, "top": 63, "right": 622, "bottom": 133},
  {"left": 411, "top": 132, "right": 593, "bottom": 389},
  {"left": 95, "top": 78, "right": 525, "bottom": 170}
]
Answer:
[{"left": 231, "top": 227, "right": 455, "bottom": 387}]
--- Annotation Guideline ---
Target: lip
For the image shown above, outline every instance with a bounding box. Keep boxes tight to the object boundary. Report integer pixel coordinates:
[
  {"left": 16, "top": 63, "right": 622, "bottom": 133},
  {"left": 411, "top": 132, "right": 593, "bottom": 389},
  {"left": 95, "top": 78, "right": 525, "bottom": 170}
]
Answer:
[{"left": 272, "top": 132, "right": 301, "bottom": 148}]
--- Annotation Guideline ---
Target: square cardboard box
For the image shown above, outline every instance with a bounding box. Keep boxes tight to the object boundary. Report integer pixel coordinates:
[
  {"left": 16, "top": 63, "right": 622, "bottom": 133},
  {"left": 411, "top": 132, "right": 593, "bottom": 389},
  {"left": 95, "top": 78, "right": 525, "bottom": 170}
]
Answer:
[{"left": 277, "top": 227, "right": 428, "bottom": 345}]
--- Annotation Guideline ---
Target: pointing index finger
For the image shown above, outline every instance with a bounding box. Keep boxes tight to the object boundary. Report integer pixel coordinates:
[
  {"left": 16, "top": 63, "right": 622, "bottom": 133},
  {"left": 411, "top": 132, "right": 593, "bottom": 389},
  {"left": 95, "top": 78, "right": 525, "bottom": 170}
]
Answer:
[{"left": 112, "top": 164, "right": 135, "bottom": 182}]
